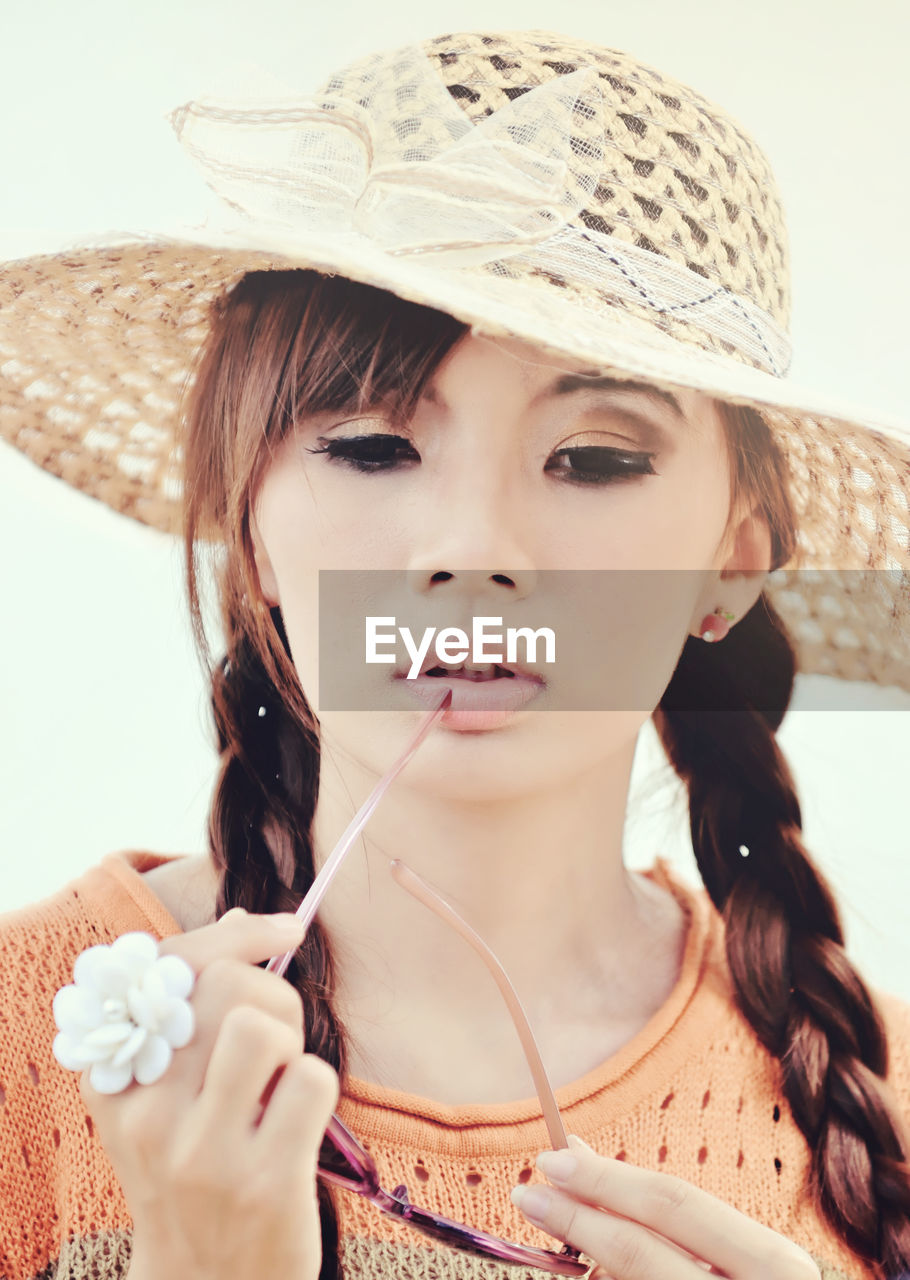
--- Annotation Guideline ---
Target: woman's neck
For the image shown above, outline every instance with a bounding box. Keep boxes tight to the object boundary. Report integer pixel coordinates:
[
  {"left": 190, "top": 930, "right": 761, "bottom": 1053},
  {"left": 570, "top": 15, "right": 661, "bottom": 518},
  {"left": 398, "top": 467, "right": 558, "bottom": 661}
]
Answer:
[{"left": 309, "top": 729, "right": 688, "bottom": 1103}]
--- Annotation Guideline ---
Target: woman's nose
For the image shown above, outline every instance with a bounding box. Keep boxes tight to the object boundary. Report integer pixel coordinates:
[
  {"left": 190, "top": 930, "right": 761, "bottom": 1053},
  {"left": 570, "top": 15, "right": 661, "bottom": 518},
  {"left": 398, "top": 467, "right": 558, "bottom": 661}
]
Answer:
[{"left": 404, "top": 457, "right": 538, "bottom": 595}]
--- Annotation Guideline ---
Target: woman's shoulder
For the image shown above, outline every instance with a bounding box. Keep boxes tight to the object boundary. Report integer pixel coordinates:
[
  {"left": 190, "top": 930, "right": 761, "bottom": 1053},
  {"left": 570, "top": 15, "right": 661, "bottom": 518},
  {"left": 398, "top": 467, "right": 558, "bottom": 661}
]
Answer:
[
  {"left": 0, "top": 851, "right": 188, "bottom": 1048},
  {"left": 0, "top": 868, "right": 101, "bottom": 995},
  {"left": 1, "top": 850, "right": 189, "bottom": 949},
  {"left": 139, "top": 852, "right": 218, "bottom": 932},
  {"left": 0, "top": 850, "right": 199, "bottom": 1125},
  {"left": 0, "top": 857, "right": 162, "bottom": 1280},
  {"left": 0, "top": 862, "right": 119, "bottom": 1075},
  {"left": 0, "top": 868, "right": 108, "bottom": 1270}
]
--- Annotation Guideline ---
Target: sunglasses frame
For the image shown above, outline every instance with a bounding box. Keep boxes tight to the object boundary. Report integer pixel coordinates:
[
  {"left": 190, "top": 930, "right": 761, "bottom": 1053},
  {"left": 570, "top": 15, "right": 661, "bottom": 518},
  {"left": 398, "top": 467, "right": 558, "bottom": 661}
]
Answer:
[{"left": 317, "top": 1113, "right": 588, "bottom": 1274}]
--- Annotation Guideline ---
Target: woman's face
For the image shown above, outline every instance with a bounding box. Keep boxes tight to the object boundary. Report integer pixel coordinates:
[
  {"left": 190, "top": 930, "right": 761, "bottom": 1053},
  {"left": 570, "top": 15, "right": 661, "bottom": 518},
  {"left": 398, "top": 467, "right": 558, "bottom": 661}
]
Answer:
[{"left": 251, "top": 330, "right": 770, "bottom": 798}]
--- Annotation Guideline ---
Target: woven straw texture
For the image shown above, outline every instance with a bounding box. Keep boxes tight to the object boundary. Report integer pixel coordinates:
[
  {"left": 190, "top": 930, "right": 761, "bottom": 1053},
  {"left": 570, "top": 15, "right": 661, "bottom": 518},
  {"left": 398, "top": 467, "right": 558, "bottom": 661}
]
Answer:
[
  {"left": 384, "top": 31, "right": 791, "bottom": 360},
  {"left": 0, "top": 30, "right": 908, "bottom": 691}
]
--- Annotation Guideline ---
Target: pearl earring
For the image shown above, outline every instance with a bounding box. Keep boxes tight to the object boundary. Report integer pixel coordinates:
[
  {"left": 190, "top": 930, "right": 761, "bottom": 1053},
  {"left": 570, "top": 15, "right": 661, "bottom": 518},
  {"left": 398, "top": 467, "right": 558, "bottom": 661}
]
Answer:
[{"left": 699, "top": 606, "right": 736, "bottom": 643}]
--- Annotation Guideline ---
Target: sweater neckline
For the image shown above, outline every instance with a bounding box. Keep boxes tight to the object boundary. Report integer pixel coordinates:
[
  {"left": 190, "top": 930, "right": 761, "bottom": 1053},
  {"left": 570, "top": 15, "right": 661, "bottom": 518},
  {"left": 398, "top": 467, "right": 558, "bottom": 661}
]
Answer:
[{"left": 90, "top": 847, "right": 727, "bottom": 1146}]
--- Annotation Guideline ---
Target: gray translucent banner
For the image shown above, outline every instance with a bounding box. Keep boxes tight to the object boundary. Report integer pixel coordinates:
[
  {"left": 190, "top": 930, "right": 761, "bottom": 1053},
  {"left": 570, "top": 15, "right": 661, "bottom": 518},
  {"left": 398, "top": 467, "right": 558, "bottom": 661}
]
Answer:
[{"left": 315, "top": 569, "right": 910, "bottom": 712}]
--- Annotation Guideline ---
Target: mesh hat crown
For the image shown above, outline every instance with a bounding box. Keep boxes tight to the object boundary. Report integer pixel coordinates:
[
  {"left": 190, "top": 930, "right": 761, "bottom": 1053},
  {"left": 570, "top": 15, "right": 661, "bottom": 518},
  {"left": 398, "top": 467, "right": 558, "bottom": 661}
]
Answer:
[{"left": 1, "top": 29, "right": 908, "bottom": 691}]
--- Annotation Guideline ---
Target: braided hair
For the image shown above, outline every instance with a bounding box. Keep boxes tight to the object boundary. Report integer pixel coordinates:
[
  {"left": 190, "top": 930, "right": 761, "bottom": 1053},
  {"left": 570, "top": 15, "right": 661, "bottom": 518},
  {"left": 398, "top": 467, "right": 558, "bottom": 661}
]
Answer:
[
  {"left": 180, "top": 269, "right": 910, "bottom": 1276},
  {"left": 211, "top": 613, "right": 343, "bottom": 1275},
  {"left": 654, "top": 405, "right": 910, "bottom": 1275}
]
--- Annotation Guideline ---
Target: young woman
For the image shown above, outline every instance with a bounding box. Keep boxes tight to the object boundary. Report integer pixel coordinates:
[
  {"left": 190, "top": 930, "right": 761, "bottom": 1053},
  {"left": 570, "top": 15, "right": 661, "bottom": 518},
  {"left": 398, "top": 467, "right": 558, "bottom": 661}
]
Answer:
[{"left": 1, "top": 27, "right": 910, "bottom": 1280}]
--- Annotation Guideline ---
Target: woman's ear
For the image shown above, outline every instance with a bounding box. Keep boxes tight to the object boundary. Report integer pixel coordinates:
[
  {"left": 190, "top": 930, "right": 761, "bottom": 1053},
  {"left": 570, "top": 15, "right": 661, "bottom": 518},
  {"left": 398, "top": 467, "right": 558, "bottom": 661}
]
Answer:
[
  {"left": 691, "top": 506, "right": 773, "bottom": 637},
  {"left": 250, "top": 507, "right": 281, "bottom": 607},
  {"left": 722, "top": 502, "right": 773, "bottom": 575}
]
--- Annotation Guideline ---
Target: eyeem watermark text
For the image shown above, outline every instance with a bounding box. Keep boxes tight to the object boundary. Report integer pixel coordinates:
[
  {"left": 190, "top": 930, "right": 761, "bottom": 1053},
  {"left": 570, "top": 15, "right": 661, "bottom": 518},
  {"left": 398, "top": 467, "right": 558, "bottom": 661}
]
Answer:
[{"left": 366, "top": 616, "right": 557, "bottom": 680}]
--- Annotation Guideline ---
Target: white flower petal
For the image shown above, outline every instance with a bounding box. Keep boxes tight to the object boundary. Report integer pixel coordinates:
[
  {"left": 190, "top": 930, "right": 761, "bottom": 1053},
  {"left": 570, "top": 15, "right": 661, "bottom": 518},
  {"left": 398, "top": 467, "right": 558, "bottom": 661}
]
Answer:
[
  {"left": 53, "top": 935, "right": 183, "bottom": 1086},
  {"left": 66, "top": 1039, "right": 116, "bottom": 1066},
  {"left": 83, "top": 1021, "right": 135, "bottom": 1049},
  {"left": 142, "top": 966, "right": 168, "bottom": 1010},
  {"left": 156, "top": 954, "right": 195, "bottom": 999},
  {"left": 111, "top": 1024, "right": 149, "bottom": 1068},
  {"left": 133, "top": 1035, "right": 173, "bottom": 1085},
  {"left": 113, "top": 936, "right": 159, "bottom": 985},
  {"left": 126, "top": 984, "right": 157, "bottom": 1029},
  {"left": 160, "top": 998, "right": 194, "bottom": 1048},
  {"left": 111, "top": 932, "right": 160, "bottom": 964},
  {"left": 53, "top": 984, "right": 104, "bottom": 1036},
  {"left": 73, "top": 945, "right": 112, "bottom": 988},
  {"left": 53, "top": 1031, "right": 89, "bottom": 1071},
  {"left": 89, "top": 1060, "right": 134, "bottom": 1094},
  {"left": 91, "top": 957, "right": 135, "bottom": 1000}
]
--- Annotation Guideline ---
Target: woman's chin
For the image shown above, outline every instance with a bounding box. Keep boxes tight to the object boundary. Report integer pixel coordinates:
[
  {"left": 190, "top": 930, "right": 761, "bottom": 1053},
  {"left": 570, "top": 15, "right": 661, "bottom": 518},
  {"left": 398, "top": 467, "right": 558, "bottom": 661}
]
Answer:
[{"left": 314, "top": 704, "right": 643, "bottom": 807}]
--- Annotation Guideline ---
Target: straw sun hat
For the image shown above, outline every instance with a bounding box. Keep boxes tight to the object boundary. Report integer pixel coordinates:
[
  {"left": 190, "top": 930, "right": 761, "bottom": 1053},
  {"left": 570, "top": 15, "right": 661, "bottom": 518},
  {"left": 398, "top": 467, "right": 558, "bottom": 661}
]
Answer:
[{"left": 1, "top": 29, "right": 908, "bottom": 695}]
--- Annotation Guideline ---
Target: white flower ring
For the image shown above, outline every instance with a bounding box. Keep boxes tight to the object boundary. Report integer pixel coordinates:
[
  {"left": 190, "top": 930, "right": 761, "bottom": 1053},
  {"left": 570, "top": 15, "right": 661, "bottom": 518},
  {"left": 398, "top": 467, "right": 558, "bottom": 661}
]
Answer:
[{"left": 52, "top": 931, "right": 196, "bottom": 1094}]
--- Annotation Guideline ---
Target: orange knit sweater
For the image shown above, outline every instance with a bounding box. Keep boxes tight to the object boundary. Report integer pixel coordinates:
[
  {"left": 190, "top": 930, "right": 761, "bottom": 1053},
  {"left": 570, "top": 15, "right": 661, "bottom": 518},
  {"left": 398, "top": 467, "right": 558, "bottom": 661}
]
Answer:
[{"left": 2, "top": 849, "right": 909, "bottom": 1280}]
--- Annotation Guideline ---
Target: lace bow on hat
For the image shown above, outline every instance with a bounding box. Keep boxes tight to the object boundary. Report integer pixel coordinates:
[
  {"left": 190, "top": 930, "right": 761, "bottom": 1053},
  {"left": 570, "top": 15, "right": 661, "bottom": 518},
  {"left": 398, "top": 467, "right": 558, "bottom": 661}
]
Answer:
[
  {"left": 52, "top": 932, "right": 195, "bottom": 1094},
  {"left": 169, "top": 50, "right": 606, "bottom": 266}
]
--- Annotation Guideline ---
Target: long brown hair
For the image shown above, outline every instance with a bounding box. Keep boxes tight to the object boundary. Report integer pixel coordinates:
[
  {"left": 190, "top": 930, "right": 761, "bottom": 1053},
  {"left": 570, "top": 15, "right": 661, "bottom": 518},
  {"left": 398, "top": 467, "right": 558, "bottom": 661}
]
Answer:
[{"left": 181, "top": 268, "right": 910, "bottom": 1277}]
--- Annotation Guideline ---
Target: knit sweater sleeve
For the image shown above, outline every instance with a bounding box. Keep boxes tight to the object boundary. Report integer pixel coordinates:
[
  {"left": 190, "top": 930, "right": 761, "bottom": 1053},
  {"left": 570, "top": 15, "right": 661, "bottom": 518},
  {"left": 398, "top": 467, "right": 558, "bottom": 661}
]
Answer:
[
  {"left": 0, "top": 900, "right": 64, "bottom": 1280},
  {"left": 0, "top": 863, "right": 175, "bottom": 1280}
]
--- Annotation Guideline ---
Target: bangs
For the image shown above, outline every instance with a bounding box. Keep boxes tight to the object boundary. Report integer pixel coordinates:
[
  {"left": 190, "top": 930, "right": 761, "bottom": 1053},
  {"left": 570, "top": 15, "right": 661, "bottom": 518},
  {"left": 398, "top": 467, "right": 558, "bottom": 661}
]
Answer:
[{"left": 225, "top": 268, "right": 468, "bottom": 438}]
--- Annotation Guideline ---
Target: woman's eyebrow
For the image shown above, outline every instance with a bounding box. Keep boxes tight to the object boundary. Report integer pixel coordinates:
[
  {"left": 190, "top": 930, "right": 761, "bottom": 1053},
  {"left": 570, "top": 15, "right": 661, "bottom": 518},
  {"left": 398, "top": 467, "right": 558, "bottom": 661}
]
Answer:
[
  {"left": 421, "top": 374, "right": 686, "bottom": 423},
  {"left": 539, "top": 373, "right": 686, "bottom": 421}
]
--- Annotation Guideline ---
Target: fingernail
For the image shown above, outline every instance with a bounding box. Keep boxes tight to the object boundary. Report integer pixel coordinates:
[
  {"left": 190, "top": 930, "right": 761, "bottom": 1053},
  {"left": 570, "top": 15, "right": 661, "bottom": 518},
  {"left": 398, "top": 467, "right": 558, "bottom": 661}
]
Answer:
[
  {"left": 536, "top": 1149, "right": 578, "bottom": 1183},
  {"left": 510, "top": 1184, "right": 553, "bottom": 1222},
  {"left": 567, "top": 1133, "right": 595, "bottom": 1152}
]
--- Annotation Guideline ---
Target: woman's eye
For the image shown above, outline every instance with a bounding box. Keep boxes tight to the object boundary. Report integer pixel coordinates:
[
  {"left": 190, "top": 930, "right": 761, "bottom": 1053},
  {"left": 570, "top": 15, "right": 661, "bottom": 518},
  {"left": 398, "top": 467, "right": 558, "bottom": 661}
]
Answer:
[
  {"left": 545, "top": 445, "right": 657, "bottom": 485},
  {"left": 305, "top": 434, "right": 658, "bottom": 485},
  {"left": 305, "top": 434, "right": 418, "bottom": 473}
]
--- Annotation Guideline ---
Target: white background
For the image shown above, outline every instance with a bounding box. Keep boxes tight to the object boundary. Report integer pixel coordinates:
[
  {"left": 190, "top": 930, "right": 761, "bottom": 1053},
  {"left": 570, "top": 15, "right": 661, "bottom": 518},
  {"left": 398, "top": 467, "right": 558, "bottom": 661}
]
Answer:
[{"left": 1, "top": 0, "right": 908, "bottom": 999}]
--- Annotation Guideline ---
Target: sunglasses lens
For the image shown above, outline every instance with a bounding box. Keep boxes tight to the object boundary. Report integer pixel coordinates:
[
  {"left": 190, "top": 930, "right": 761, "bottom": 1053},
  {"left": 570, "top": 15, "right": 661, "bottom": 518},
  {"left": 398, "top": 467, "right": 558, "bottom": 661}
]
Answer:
[
  {"left": 317, "top": 1114, "right": 379, "bottom": 1192},
  {"left": 388, "top": 1201, "right": 587, "bottom": 1274},
  {"left": 317, "top": 1131, "right": 361, "bottom": 1180}
]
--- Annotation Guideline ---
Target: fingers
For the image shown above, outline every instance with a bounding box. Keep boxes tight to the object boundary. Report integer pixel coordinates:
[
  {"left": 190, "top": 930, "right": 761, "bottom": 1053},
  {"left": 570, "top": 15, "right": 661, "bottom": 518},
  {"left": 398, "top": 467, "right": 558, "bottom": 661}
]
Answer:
[
  {"left": 255, "top": 1053, "right": 340, "bottom": 1186},
  {"left": 144, "top": 909, "right": 307, "bottom": 1098},
  {"left": 512, "top": 1183, "right": 714, "bottom": 1279},
  {"left": 519, "top": 1138, "right": 820, "bottom": 1280},
  {"left": 157, "top": 906, "right": 307, "bottom": 974},
  {"left": 544, "top": 1137, "right": 759, "bottom": 1266},
  {"left": 192, "top": 1006, "right": 303, "bottom": 1144}
]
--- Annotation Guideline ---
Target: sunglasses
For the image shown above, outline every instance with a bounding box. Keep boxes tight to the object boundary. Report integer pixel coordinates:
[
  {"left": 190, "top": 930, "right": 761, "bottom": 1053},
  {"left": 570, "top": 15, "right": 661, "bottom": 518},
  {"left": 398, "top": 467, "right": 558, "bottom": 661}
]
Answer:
[{"left": 263, "top": 688, "right": 588, "bottom": 1275}]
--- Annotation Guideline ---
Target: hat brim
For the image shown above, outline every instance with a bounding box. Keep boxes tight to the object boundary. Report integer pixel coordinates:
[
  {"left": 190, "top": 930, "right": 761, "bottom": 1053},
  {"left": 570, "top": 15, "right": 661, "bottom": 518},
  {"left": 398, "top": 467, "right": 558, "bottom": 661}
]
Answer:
[{"left": 1, "top": 232, "right": 908, "bottom": 693}]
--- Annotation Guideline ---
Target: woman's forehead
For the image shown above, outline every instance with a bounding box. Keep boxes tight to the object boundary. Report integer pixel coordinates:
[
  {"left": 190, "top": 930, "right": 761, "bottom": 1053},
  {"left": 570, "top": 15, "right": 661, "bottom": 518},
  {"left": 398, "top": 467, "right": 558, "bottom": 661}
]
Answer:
[
  {"left": 432, "top": 331, "right": 708, "bottom": 425},
  {"left": 458, "top": 331, "right": 600, "bottom": 379},
  {"left": 443, "top": 332, "right": 701, "bottom": 403}
]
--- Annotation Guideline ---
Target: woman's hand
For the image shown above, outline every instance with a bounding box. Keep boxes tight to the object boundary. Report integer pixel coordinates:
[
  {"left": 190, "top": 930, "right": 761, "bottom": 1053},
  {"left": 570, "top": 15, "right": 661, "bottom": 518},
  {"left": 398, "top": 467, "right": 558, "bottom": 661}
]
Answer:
[
  {"left": 77, "top": 908, "right": 339, "bottom": 1280},
  {"left": 511, "top": 1135, "right": 821, "bottom": 1279}
]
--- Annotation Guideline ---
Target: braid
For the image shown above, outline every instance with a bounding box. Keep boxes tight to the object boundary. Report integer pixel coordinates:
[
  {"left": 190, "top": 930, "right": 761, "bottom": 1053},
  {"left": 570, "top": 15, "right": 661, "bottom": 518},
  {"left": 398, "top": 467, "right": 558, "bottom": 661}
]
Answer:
[
  {"left": 208, "top": 604, "right": 346, "bottom": 1279},
  {"left": 654, "top": 594, "right": 910, "bottom": 1274}
]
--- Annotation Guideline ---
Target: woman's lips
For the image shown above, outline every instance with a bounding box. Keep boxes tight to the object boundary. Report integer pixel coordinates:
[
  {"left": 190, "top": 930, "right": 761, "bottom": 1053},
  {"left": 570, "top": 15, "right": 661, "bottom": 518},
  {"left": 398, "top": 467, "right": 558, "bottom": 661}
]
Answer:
[{"left": 392, "top": 671, "right": 545, "bottom": 730}]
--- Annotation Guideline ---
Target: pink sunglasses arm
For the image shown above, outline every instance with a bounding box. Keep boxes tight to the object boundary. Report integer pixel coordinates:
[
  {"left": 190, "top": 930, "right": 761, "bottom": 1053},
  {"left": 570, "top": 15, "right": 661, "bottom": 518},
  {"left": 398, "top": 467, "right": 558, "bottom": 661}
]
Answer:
[
  {"left": 388, "top": 859, "right": 569, "bottom": 1151},
  {"left": 265, "top": 684, "right": 568, "bottom": 1151},
  {"left": 265, "top": 687, "right": 453, "bottom": 980}
]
